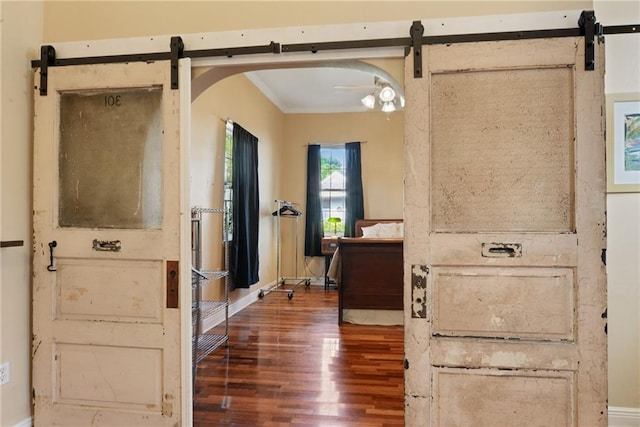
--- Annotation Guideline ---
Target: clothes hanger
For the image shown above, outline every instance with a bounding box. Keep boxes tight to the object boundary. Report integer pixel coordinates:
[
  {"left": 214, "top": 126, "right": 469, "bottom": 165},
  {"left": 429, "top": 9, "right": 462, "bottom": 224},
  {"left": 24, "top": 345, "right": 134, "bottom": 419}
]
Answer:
[{"left": 272, "top": 205, "right": 302, "bottom": 216}]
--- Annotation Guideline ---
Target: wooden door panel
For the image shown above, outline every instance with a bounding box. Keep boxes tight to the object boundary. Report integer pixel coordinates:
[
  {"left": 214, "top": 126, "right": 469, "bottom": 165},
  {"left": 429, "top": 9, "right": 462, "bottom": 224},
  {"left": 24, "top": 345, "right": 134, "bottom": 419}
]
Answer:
[
  {"left": 433, "top": 368, "right": 575, "bottom": 427},
  {"left": 429, "top": 340, "right": 579, "bottom": 370},
  {"left": 428, "top": 233, "right": 578, "bottom": 267},
  {"left": 432, "top": 267, "right": 575, "bottom": 340},
  {"left": 56, "top": 259, "right": 163, "bottom": 322},
  {"left": 46, "top": 230, "right": 166, "bottom": 260},
  {"left": 52, "top": 322, "right": 165, "bottom": 348},
  {"left": 55, "top": 344, "right": 163, "bottom": 409},
  {"left": 431, "top": 67, "right": 575, "bottom": 233}
]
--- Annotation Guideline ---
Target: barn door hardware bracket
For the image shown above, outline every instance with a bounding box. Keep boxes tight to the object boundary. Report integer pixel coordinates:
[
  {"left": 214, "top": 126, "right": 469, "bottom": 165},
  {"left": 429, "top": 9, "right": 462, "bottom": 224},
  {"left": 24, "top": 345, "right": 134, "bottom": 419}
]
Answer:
[
  {"left": 170, "top": 36, "right": 184, "bottom": 90},
  {"left": 39, "top": 45, "right": 56, "bottom": 96},
  {"left": 410, "top": 21, "right": 424, "bottom": 78},
  {"left": 579, "top": 10, "right": 601, "bottom": 71}
]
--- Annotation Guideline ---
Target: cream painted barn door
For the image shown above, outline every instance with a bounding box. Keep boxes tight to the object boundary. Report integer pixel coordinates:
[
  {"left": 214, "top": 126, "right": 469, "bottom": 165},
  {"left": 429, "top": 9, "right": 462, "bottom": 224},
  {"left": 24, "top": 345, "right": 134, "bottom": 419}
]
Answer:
[
  {"left": 33, "top": 60, "right": 191, "bottom": 426},
  {"left": 404, "top": 37, "right": 606, "bottom": 426}
]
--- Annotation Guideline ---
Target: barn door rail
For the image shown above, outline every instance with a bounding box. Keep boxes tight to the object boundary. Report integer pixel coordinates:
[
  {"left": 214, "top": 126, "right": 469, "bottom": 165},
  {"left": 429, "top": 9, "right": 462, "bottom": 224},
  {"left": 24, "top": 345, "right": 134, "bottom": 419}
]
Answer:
[{"left": 31, "top": 10, "right": 639, "bottom": 94}]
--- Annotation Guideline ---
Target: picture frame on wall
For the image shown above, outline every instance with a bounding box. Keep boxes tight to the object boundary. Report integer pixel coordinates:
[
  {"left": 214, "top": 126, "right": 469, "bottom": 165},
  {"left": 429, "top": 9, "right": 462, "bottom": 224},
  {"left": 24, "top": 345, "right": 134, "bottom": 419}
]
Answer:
[{"left": 607, "top": 93, "right": 640, "bottom": 193}]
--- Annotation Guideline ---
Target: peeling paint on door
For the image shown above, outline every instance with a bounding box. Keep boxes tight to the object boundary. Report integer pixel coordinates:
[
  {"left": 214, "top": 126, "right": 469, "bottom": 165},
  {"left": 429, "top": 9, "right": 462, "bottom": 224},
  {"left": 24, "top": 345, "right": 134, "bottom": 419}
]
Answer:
[{"left": 411, "top": 265, "right": 428, "bottom": 318}]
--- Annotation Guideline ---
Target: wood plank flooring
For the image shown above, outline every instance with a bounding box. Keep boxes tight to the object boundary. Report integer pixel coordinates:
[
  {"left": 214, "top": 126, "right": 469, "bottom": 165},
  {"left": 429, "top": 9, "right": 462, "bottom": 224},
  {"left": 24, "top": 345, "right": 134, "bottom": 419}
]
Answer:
[{"left": 193, "top": 285, "right": 404, "bottom": 426}]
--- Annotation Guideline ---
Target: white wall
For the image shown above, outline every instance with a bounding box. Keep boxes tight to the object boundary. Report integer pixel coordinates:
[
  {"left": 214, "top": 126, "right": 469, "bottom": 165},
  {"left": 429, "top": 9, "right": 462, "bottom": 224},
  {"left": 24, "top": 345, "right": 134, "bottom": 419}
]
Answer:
[
  {"left": 0, "top": 1, "right": 44, "bottom": 425},
  {"left": 594, "top": 0, "right": 640, "bottom": 412}
]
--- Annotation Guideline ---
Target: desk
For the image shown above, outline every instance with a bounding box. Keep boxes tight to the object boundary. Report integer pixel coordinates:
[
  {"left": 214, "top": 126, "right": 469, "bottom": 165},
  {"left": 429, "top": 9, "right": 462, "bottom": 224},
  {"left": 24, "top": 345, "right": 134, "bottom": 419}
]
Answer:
[{"left": 321, "top": 237, "right": 339, "bottom": 289}]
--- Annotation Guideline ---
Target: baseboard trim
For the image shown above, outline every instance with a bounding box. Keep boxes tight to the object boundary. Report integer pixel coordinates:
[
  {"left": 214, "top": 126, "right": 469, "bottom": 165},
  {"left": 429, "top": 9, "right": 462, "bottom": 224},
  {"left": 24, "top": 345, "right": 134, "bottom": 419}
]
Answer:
[
  {"left": 609, "top": 406, "right": 640, "bottom": 426},
  {"left": 13, "top": 417, "right": 32, "bottom": 427},
  {"left": 201, "top": 285, "right": 265, "bottom": 332}
]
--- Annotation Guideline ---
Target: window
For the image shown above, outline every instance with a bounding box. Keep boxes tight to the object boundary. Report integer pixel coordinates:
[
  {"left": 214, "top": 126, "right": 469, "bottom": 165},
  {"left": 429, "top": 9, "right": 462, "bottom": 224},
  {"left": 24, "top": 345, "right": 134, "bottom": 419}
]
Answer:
[
  {"left": 305, "top": 142, "right": 363, "bottom": 257},
  {"left": 320, "top": 146, "right": 346, "bottom": 236},
  {"left": 224, "top": 122, "right": 233, "bottom": 240}
]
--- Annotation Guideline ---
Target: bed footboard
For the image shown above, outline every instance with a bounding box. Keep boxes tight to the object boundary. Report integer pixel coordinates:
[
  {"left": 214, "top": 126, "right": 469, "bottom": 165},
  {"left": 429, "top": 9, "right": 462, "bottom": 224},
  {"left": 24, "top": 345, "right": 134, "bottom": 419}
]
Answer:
[{"left": 338, "top": 238, "right": 403, "bottom": 324}]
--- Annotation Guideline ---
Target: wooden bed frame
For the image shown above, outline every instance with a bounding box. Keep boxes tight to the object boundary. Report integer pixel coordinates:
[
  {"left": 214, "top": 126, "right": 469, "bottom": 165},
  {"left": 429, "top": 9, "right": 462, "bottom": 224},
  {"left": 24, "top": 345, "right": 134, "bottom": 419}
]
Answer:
[{"left": 338, "top": 219, "right": 403, "bottom": 324}]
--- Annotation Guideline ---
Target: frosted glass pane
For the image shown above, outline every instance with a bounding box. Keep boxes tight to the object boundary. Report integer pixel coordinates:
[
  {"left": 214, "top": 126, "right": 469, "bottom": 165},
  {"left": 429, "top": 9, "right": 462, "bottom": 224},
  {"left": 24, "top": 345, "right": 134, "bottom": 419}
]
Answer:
[{"left": 59, "top": 88, "right": 163, "bottom": 229}]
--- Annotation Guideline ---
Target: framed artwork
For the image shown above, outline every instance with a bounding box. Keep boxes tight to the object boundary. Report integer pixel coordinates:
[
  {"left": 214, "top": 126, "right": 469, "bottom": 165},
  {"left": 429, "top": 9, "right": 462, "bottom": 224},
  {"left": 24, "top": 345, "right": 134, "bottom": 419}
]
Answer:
[{"left": 607, "top": 93, "right": 640, "bottom": 193}]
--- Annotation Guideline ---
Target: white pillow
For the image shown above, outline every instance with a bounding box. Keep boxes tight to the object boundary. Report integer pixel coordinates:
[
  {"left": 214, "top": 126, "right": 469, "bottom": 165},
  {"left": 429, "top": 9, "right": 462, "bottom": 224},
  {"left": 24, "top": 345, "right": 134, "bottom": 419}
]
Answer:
[
  {"left": 360, "top": 222, "right": 404, "bottom": 238},
  {"left": 361, "top": 224, "right": 380, "bottom": 238},
  {"left": 377, "top": 222, "right": 402, "bottom": 238}
]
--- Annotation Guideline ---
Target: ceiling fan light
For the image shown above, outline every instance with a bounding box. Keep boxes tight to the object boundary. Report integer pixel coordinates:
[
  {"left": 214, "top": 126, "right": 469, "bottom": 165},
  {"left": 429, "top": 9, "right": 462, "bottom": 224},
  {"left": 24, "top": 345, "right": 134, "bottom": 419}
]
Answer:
[
  {"left": 361, "top": 94, "right": 376, "bottom": 109},
  {"left": 399, "top": 96, "right": 405, "bottom": 108},
  {"left": 381, "top": 101, "right": 396, "bottom": 113},
  {"left": 379, "top": 86, "right": 396, "bottom": 102}
]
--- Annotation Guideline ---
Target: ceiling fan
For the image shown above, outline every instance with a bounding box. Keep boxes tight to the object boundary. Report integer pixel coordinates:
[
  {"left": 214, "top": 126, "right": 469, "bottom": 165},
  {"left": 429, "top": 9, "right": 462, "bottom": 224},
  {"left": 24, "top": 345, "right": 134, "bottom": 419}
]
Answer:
[{"left": 334, "top": 76, "right": 404, "bottom": 112}]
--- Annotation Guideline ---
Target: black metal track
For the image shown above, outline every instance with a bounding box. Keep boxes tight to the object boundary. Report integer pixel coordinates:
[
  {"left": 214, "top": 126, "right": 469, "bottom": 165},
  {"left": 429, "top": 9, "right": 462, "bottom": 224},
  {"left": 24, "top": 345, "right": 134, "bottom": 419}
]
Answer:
[
  {"left": 30, "top": 24, "right": 637, "bottom": 70},
  {"left": 39, "top": 51, "right": 169, "bottom": 67},
  {"left": 186, "top": 41, "right": 280, "bottom": 58},
  {"left": 603, "top": 24, "right": 639, "bottom": 35},
  {"left": 424, "top": 27, "right": 584, "bottom": 45},
  {"left": 29, "top": 10, "right": 639, "bottom": 92},
  {"left": 281, "top": 37, "right": 411, "bottom": 54}
]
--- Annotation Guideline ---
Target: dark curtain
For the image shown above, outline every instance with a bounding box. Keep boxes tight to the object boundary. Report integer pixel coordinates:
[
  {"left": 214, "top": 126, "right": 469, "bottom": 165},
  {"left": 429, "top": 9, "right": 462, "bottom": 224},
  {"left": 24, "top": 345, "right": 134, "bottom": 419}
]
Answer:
[
  {"left": 304, "top": 144, "right": 323, "bottom": 256},
  {"left": 344, "top": 142, "right": 364, "bottom": 237},
  {"left": 229, "top": 123, "right": 260, "bottom": 289}
]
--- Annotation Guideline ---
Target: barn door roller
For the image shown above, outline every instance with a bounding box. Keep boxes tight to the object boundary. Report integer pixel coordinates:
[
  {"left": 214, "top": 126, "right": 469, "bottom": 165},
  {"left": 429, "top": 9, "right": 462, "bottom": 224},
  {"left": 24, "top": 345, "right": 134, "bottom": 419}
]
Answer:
[
  {"left": 38, "top": 45, "right": 56, "bottom": 96},
  {"left": 170, "top": 36, "right": 184, "bottom": 90},
  {"left": 410, "top": 20, "right": 425, "bottom": 78},
  {"left": 579, "top": 10, "right": 600, "bottom": 71}
]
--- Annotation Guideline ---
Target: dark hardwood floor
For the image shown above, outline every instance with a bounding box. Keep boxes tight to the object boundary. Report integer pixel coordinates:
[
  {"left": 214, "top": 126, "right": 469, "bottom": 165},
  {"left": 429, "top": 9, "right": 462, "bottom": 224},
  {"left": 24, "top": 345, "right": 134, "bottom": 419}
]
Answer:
[{"left": 193, "top": 285, "right": 404, "bottom": 426}]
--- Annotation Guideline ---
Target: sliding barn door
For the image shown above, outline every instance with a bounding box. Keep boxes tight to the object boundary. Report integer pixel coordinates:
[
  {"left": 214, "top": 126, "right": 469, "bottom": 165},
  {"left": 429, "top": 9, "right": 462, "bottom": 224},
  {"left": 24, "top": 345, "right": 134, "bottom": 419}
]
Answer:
[
  {"left": 404, "top": 37, "right": 606, "bottom": 426},
  {"left": 33, "top": 59, "right": 192, "bottom": 426}
]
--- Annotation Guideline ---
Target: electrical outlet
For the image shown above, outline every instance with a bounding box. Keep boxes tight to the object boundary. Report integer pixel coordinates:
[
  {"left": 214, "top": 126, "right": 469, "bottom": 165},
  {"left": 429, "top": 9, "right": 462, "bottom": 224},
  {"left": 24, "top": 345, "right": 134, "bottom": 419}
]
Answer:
[{"left": 0, "top": 362, "right": 9, "bottom": 386}]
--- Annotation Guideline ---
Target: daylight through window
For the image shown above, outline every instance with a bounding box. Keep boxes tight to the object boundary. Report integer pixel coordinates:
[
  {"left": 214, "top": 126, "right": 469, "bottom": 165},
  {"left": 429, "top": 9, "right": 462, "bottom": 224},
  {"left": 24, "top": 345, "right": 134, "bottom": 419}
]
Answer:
[
  {"left": 224, "top": 122, "right": 233, "bottom": 240},
  {"left": 320, "top": 146, "right": 346, "bottom": 236}
]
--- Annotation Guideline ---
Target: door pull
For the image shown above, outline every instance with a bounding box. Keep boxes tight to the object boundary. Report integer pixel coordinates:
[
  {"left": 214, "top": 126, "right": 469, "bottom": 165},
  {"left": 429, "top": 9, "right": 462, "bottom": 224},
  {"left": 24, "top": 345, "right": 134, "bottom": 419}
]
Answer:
[
  {"left": 481, "top": 242, "right": 522, "bottom": 258},
  {"left": 92, "top": 239, "right": 121, "bottom": 252},
  {"left": 47, "top": 241, "right": 57, "bottom": 272}
]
